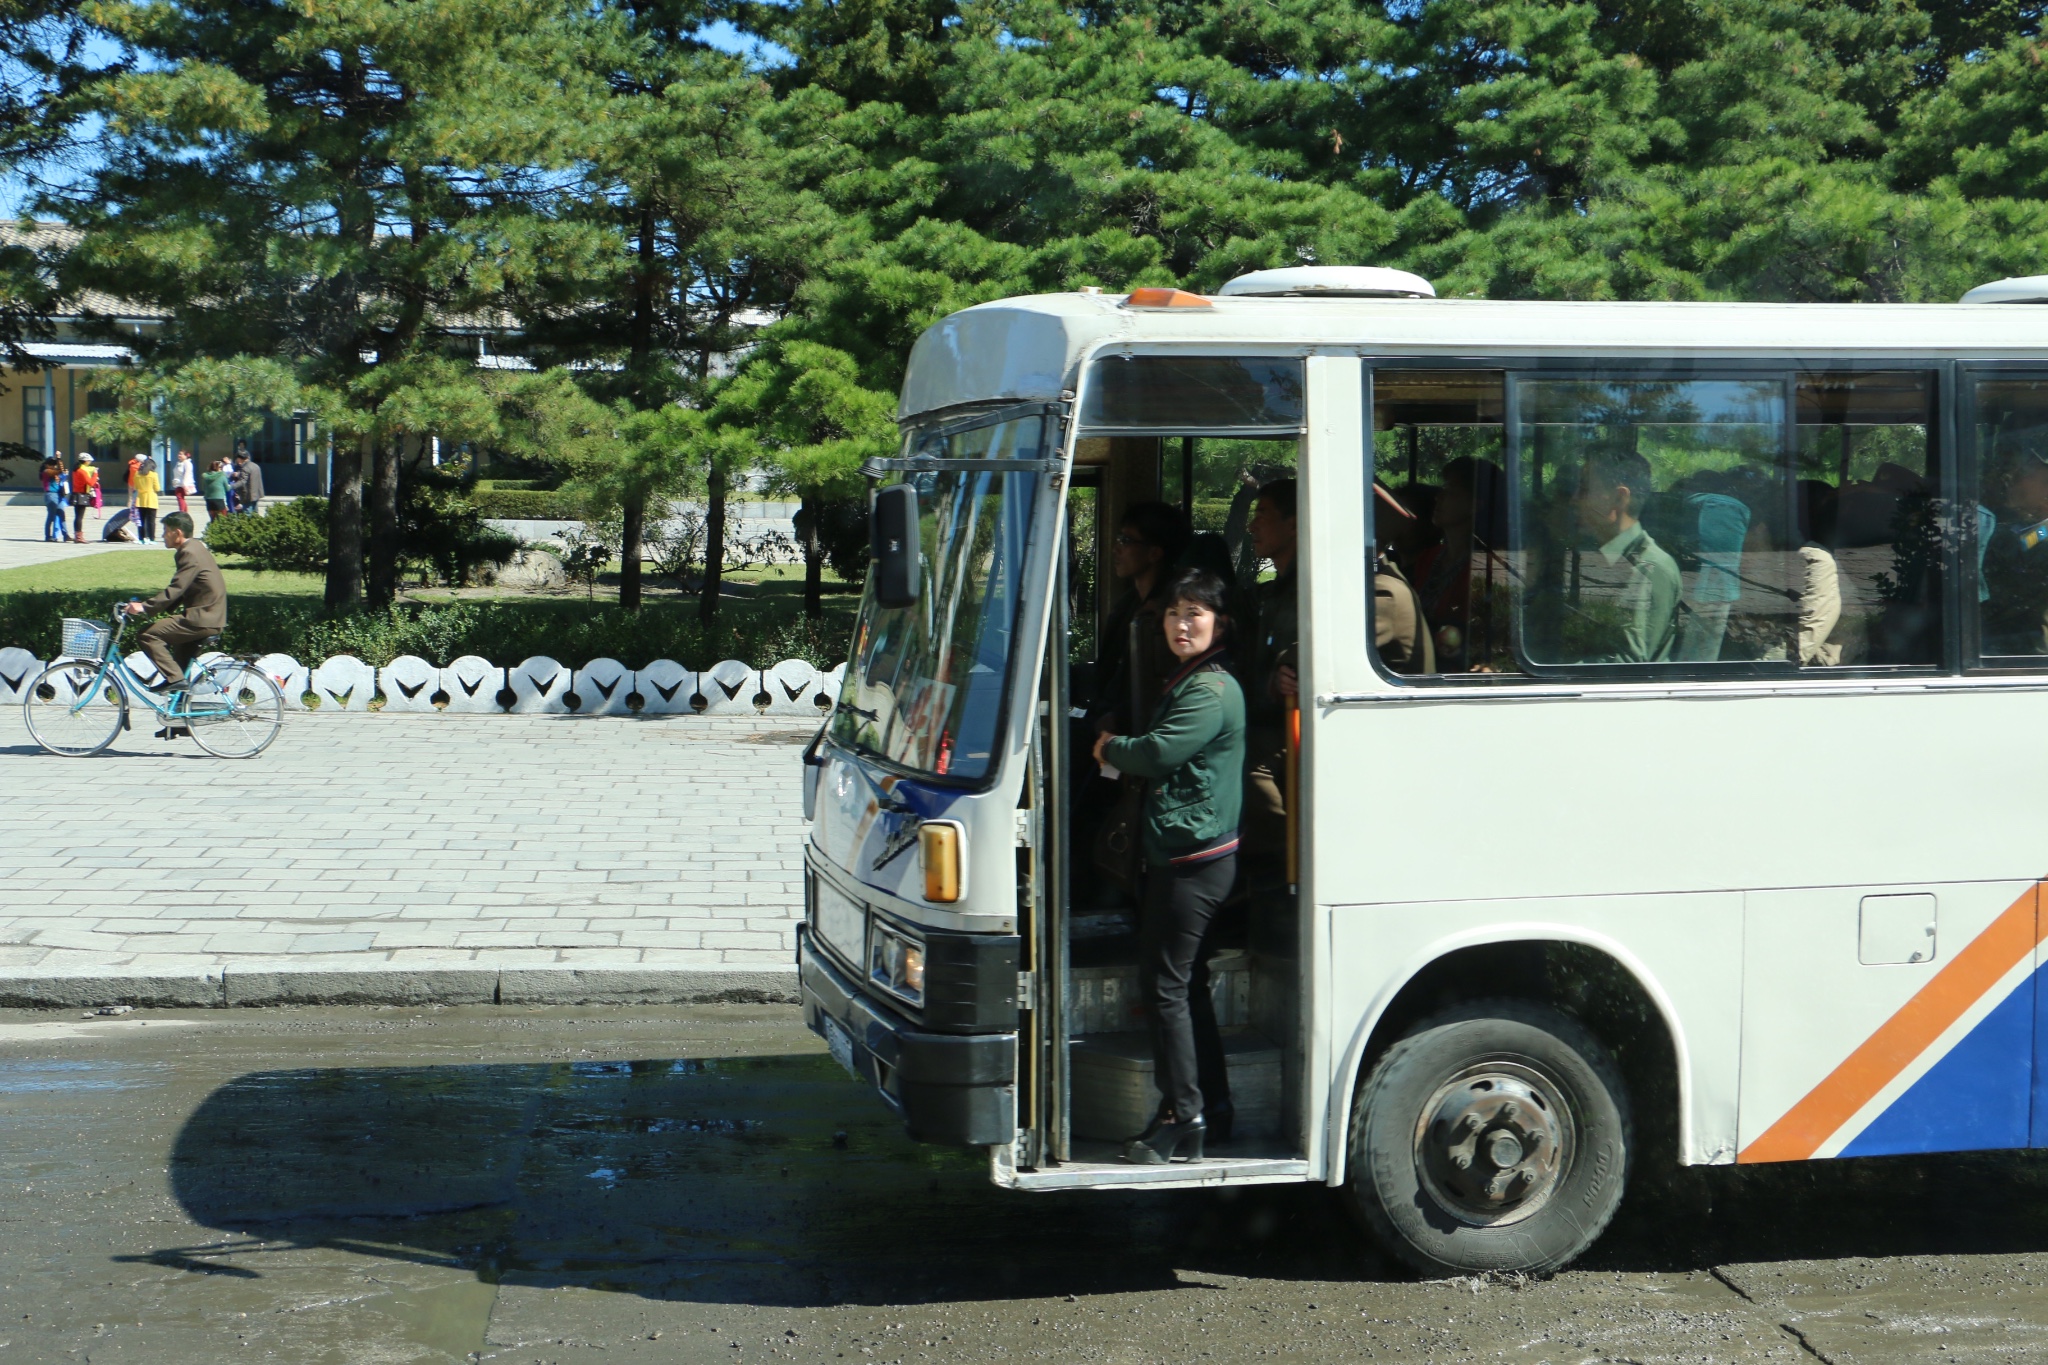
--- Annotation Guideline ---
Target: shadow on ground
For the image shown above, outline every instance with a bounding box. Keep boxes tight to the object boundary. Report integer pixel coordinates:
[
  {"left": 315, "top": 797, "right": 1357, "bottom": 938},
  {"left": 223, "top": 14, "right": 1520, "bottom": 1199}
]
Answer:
[{"left": 147, "top": 1053, "right": 2048, "bottom": 1303}]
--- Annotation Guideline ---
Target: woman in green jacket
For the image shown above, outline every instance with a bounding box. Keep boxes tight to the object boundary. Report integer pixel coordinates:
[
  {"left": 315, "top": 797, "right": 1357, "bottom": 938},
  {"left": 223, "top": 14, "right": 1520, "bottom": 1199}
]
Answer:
[{"left": 1093, "top": 568, "right": 1246, "bottom": 1164}]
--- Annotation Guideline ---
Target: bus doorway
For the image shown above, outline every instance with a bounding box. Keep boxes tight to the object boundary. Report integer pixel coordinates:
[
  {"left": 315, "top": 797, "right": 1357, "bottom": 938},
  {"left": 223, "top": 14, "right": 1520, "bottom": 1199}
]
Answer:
[{"left": 1016, "top": 429, "right": 1311, "bottom": 1187}]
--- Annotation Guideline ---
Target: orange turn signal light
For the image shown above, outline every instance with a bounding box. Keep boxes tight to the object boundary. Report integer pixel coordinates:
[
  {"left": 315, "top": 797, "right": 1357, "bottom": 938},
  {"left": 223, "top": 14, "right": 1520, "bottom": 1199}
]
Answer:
[
  {"left": 1123, "top": 287, "right": 1212, "bottom": 309},
  {"left": 919, "top": 821, "right": 964, "bottom": 903}
]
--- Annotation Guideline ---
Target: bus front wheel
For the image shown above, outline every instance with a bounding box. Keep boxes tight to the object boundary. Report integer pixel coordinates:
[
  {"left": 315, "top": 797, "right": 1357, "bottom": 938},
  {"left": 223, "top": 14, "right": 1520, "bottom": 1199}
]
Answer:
[{"left": 1344, "top": 999, "right": 1631, "bottom": 1276}]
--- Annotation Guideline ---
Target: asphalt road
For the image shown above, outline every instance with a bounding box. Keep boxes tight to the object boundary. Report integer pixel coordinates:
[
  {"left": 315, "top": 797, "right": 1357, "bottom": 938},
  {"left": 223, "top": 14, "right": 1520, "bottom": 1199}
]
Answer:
[{"left": 5, "top": 1005, "right": 2048, "bottom": 1364}]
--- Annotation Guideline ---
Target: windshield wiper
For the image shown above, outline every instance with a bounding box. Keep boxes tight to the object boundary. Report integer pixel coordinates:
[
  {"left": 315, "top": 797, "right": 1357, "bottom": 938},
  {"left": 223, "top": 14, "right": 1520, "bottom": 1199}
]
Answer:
[{"left": 840, "top": 703, "right": 880, "bottom": 722}]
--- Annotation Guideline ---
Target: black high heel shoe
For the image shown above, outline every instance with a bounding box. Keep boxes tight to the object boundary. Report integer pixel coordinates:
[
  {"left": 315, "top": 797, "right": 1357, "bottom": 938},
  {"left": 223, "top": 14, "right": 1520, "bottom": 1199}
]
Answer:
[
  {"left": 1123, "top": 1111, "right": 1206, "bottom": 1165},
  {"left": 1204, "top": 1099, "right": 1235, "bottom": 1147}
]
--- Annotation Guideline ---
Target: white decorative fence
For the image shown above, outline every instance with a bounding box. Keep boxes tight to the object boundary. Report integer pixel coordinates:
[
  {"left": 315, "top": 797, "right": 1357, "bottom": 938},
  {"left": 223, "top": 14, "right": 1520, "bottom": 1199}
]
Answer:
[{"left": 0, "top": 644, "right": 843, "bottom": 717}]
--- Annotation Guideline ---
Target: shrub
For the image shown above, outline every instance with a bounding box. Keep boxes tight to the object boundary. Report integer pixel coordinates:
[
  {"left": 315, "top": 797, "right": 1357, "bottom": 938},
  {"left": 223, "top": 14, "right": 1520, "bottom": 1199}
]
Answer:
[
  {"left": 400, "top": 486, "right": 519, "bottom": 586},
  {"left": 800, "top": 496, "right": 872, "bottom": 585},
  {"left": 468, "top": 488, "right": 588, "bottom": 519},
  {"left": 203, "top": 497, "right": 331, "bottom": 573}
]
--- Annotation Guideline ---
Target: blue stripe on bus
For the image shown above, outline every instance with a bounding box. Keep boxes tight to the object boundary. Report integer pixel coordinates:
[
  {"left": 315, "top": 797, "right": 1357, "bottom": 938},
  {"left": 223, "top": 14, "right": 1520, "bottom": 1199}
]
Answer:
[{"left": 1836, "top": 962, "right": 2038, "bottom": 1158}]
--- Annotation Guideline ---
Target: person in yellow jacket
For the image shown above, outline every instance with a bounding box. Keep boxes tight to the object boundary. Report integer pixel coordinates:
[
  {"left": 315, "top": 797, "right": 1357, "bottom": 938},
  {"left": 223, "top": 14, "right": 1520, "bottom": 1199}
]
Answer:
[{"left": 133, "top": 456, "right": 161, "bottom": 543}]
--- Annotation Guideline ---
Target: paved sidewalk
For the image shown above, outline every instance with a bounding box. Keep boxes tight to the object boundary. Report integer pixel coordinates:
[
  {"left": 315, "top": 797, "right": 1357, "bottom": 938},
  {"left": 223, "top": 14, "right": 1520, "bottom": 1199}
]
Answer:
[
  {"left": 0, "top": 711, "right": 814, "bottom": 1006},
  {"left": 0, "top": 489, "right": 229, "bottom": 572}
]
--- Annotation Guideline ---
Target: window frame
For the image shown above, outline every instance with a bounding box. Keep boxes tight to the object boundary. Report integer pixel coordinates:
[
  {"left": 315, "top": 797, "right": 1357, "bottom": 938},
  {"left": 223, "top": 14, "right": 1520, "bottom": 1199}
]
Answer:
[
  {"left": 827, "top": 403, "right": 1059, "bottom": 793},
  {"left": 23, "top": 383, "right": 47, "bottom": 455},
  {"left": 1955, "top": 361, "right": 2048, "bottom": 676},
  {"left": 1363, "top": 356, "right": 1962, "bottom": 691}
]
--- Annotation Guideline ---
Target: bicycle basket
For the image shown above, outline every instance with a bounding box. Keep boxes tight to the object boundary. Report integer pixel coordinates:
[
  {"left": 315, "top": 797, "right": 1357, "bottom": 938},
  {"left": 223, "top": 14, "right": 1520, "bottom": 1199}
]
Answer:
[{"left": 59, "top": 617, "right": 114, "bottom": 661}]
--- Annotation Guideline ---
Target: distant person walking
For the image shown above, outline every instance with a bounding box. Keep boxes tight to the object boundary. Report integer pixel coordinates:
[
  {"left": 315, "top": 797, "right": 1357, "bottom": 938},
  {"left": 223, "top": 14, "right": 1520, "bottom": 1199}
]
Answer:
[
  {"left": 170, "top": 450, "right": 195, "bottom": 516},
  {"left": 123, "top": 511, "right": 226, "bottom": 697},
  {"left": 231, "top": 451, "right": 264, "bottom": 516},
  {"left": 125, "top": 454, "right": 141, "bottom": 511},
  {"left": 68, "top": 454, "right": 97, "bottom": 543},
  {"left": 39, "top": 456, "right": 68, "bottom": 542},
  {"left": 200, "top": 459, "right": 230, "bottom": 520},
  {"left": 134, "top": 457, "right": 161, "bottom": 543}
]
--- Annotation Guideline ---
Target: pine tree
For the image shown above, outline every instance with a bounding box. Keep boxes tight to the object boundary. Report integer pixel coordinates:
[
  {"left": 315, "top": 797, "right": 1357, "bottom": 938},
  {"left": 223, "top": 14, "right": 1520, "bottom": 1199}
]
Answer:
[
  {"left": 58, "top": 0, "right": 601, "bottom": 607},
  {"left": 518, "top": 0, "right": 819, "bottom": 615}
]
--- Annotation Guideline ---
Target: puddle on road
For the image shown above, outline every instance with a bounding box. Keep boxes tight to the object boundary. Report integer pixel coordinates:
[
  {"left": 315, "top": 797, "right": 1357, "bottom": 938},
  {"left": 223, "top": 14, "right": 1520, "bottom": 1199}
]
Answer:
[{"left": 0, "top": 1057, "right": 166, "bottom": 1093}]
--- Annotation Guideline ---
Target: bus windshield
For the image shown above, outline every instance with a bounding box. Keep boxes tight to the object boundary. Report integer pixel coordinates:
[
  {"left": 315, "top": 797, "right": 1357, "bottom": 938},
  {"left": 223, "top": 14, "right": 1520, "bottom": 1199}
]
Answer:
[{"left": 830, "top": 411, "right": 1047, "bottom": 783}]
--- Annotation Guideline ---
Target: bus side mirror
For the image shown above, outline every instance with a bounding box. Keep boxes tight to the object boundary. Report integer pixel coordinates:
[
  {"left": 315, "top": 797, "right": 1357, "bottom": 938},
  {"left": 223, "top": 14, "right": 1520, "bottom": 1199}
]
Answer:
[{"left": 872, "top": 484, "right": 920, "bottom": 608}]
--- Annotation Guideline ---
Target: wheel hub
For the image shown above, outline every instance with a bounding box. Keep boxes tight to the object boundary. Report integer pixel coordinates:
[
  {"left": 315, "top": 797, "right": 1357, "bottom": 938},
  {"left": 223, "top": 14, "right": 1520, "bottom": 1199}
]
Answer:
[{"left": 1414, "top": 1064, "right": 1573, "bottom": 1226}]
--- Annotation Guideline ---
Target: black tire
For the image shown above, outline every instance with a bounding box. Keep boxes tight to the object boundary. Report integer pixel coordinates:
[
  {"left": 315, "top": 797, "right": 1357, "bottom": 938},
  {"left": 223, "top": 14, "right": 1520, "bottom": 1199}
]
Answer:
[{"left": 1343, "top": 998, "right": 1631, "bottom": 1276}]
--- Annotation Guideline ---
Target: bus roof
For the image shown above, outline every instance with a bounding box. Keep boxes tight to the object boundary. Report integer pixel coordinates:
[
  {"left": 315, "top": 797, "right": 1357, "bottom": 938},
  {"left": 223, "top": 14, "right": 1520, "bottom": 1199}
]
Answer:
[{"left": 897, "top": 291, "right": 2048, "bottom": 421}]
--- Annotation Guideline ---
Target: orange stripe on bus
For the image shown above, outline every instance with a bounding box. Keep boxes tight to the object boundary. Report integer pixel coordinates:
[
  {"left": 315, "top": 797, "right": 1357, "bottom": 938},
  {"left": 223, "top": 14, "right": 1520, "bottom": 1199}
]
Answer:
[{"left": 1738, "top": 883, "right": 2045, "bottom": 1165}]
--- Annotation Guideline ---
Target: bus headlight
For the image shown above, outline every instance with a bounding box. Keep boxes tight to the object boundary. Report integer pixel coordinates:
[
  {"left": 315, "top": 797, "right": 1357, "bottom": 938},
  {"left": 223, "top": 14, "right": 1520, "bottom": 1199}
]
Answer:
[
  {"left": 919, "top": 820, "right": 965, "bottom": 903},
  {"left": 870, "top": 923, "right": 926, "bottom": 1005}
]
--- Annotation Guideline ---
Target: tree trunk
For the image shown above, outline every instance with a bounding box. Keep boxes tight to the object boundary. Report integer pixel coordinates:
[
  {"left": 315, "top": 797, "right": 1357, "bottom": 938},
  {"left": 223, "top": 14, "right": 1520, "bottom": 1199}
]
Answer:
[
  {"left": 620, "top": 490, "right": 645, "bottom": 611},
  {"left": 698, "top": 465, "right": 726, "bottom": 622},
  {"left": 801, "top": 492, "right": 823, "bottom": 619},
  {"left": 324, "top": 435, "right": 366, "bottom": 611},
  {"left": 367, "top": 434, "right": 402, "bottom": 607}
]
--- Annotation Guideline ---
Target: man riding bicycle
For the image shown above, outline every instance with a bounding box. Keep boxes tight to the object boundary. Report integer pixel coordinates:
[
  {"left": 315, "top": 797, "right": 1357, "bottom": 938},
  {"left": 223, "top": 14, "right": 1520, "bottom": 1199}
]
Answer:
[{"left": 122, "top": 511, "right": 226, "bottom": 699}]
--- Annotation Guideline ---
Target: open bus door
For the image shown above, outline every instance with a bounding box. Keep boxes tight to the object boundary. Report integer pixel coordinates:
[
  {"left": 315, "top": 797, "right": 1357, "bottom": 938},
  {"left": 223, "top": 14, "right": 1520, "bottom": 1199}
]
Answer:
[{"left": 1005, "top": 439, "right": 1310, "bottom": 1190}]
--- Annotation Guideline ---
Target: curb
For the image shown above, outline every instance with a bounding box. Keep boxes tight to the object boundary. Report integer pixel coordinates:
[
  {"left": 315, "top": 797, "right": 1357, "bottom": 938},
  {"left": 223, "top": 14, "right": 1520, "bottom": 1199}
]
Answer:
[{"left": 0, "top": 964, "right": 801, "bottom": 1010}]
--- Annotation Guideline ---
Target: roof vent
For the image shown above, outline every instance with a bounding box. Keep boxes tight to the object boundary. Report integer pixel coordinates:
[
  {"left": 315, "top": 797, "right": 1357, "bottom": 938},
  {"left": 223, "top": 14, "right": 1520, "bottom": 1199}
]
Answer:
[
  {"left": 1962, "top": 275, "right": 2048, "bottom": 304},
  {"left": 1217, "top": 266, "right": 1434, "bottom": 299}
]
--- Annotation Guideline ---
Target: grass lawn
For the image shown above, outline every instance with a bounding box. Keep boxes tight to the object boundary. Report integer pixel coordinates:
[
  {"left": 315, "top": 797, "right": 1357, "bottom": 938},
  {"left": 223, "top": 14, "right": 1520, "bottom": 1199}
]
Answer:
[{"left": 0, "top": 552, "right": 324, "bottom": 599}]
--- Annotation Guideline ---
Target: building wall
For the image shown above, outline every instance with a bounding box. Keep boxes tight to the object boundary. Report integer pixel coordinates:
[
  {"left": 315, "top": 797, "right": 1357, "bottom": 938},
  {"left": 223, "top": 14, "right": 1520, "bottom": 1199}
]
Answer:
[{"left": 2, "top": 363, "right": 134, "bottom": 489}]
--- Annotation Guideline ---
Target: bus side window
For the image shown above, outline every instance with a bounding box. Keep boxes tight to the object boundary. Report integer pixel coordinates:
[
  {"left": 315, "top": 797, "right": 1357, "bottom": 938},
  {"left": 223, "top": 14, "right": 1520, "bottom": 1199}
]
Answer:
[
  {"left": 1369, "top": 366, "right": 1946, "bottom": 679},
  {"left": 1370, "top": 371, "right": 1515, "bottom": 674},
  {"left": 1793, "top": 373, "right": 1940, "bottom": 668},
  {"left": 1967, "top": 375, "right": 2048, "bottom": 667}
]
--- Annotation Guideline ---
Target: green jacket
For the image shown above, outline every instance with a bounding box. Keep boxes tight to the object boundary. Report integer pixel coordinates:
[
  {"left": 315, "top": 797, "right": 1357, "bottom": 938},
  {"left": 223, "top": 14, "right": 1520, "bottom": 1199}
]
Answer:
[{"left": 1100, "top": 652, "right": 1245, "bottom": 865}]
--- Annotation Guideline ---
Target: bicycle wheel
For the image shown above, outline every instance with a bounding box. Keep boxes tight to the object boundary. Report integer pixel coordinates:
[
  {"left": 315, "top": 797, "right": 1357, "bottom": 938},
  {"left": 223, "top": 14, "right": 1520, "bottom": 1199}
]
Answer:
[
  {"left": 23, "top": 661, "right": 128, "bottom": 757},
  {"left": 187, "top": 661, "right": 284, "bottom": 759}
]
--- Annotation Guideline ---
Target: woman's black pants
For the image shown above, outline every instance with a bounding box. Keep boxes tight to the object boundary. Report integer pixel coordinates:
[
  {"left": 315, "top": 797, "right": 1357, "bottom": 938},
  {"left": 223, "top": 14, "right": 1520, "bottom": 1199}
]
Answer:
[{"left": 1141, "top": 852, "right": 1236, "bottom": 1123}]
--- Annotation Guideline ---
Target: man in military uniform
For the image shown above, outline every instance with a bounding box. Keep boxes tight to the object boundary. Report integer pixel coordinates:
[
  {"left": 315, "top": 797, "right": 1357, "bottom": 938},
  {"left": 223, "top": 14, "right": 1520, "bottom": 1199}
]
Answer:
[{"left": 1569, "top": 450, "right": 1682, "bottom": 664}]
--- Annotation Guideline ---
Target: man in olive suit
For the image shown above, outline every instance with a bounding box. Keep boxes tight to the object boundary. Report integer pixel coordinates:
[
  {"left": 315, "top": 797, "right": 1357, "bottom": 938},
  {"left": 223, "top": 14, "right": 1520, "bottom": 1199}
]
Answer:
[{"left": 123, "top": 511, "right": 227, "bottom": 692}]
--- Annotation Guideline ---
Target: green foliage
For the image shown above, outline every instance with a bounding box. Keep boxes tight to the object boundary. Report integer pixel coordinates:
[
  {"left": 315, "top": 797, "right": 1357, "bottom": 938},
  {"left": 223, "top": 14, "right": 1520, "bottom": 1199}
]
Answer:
[
  {"left": 398, "top": 486, "right": 520, "bottom": 587},
  {"left": 30, "top": 0, "right": 2048, "bottom": 655},
  {"left": 2, "top": 591, "right": 852, "bottom": 671},
  {"left": 200, "top": 498, "right": 331, "bottom": 574},
  {"left": 465, "top": 487, "right": 590, "bottom": 520}
]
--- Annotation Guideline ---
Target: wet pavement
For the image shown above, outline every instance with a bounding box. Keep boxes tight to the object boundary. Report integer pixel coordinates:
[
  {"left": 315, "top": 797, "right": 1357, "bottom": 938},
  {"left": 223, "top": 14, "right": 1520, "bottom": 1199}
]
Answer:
[{"left": 6, "top": 1005, "right": 2048, "bottom": 1363}]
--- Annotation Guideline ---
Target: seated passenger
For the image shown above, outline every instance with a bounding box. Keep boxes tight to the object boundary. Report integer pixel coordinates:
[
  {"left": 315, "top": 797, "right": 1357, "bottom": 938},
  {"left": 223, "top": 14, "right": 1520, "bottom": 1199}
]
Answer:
[
  {"left": 1796, "top": 480, "right": 1843, "bottom": 666},
  {"left": 1414, "top": 456, "right": 1507, "bottom": 670},
  {"left": 1372, "top": 483, "right": 1434, "bottom": 673},
  {"left": 1570, "top": 450, "right": 1682, "bottom": 663},
  {"left": 1382, "top": 481, "right": 1440, "bottom": 577},
  {"left": 1979, "top": 431, "right": 2048, "bottom": 656}
]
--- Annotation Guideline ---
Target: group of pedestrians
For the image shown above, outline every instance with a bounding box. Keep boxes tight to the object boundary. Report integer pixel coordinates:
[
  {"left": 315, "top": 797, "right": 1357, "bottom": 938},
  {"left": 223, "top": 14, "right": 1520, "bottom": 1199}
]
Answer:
[{"left": 37, "top": 448, "right": 264, "bottom": 545}]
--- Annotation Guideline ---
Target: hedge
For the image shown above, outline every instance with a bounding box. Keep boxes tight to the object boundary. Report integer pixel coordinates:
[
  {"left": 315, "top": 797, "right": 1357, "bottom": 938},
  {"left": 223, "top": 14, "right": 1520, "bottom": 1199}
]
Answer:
[
  {"left": 0, "top": 591, "right": 852, "bottom": 671},
  {"left": 467, "top": 488, "right": 588, "bottom": 520}
]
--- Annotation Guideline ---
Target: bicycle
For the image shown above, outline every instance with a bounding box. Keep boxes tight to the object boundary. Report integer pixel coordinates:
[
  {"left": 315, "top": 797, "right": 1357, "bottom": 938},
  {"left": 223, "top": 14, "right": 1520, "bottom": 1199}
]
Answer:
[{"left": 23, "top": 604, "right": 285, "bottom": 759}]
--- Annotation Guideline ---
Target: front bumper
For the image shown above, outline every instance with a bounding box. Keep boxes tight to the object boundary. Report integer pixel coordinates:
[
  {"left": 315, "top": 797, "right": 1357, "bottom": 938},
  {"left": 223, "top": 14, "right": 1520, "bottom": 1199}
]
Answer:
[{"left": 799, "top": 926, "right": 1017, "bottom": 1145}]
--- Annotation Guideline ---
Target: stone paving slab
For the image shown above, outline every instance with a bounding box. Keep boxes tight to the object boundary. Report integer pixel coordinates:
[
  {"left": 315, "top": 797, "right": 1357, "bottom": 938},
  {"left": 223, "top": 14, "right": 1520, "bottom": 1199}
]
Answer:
[{"left": 0, "top": 710, "right": 816, "bottom": 1006}]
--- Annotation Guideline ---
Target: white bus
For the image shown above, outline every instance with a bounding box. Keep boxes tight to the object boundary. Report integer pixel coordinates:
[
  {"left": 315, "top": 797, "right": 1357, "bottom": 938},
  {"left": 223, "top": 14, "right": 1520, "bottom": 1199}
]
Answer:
[{"left": 797, "top": 265, "right": 2048, "bottom": 1274}]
